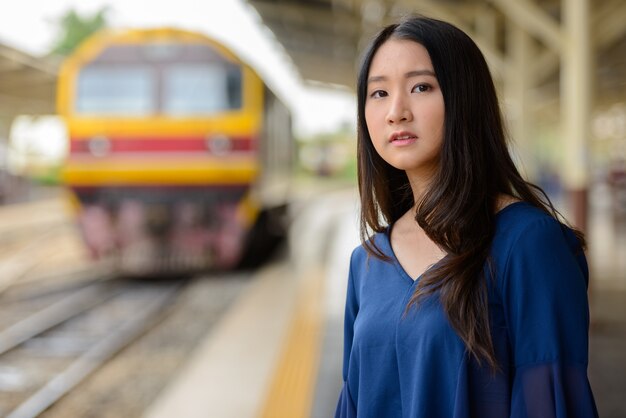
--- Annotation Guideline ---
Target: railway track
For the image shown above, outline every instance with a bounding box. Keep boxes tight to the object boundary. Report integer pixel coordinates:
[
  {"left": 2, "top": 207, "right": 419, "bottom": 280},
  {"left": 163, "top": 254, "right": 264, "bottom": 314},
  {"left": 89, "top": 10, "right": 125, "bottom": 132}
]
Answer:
[
  {"left": 0, "top": 196, "right": 96, "bottom": 298},
  {"left": 0, "top": 224, "right": 74, "bottom": 295},
  {"left": 0, "top": 277, "right": 186, "bottom": 418},
  {"left": 0, "top": 196, "right": 253, "bottom": 416}
]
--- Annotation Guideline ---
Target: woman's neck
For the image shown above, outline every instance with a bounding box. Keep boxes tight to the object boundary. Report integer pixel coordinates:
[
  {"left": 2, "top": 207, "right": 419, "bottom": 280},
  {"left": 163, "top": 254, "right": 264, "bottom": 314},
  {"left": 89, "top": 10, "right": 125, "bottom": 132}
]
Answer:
[{"left": 406, "top": 171, "right": 433, "bottom": 204}]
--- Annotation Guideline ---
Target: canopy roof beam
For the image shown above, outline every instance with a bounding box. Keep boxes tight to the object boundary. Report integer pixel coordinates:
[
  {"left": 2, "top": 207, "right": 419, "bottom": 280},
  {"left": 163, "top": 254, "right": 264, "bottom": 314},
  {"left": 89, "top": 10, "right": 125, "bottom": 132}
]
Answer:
[{"left": 486, "top": 0, "right": 564, "bottom": 53}]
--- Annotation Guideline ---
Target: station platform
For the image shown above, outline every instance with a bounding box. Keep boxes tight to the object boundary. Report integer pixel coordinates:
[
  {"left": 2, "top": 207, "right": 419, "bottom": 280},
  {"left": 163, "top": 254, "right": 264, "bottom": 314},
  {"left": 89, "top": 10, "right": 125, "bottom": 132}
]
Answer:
[{"left": 143, "top": 187, "right": 626, "bottom": 418}]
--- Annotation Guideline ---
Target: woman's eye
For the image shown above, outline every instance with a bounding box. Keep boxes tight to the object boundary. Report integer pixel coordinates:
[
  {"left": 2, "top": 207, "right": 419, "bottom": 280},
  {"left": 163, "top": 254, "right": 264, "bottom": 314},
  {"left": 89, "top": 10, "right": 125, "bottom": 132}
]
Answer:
[
  {"left": 369, "top": 90, "right": 387, "bottom": 98},
  {"left": 412, "top": 84, "right": 430, "bottom": 93}
]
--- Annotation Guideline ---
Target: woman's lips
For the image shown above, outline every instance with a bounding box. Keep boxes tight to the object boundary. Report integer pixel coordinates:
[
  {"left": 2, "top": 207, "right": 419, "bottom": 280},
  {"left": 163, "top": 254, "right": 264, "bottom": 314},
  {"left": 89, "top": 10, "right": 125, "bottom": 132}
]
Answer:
[{"left": 389, "top": 132, "right": 418, "bottom": 146}]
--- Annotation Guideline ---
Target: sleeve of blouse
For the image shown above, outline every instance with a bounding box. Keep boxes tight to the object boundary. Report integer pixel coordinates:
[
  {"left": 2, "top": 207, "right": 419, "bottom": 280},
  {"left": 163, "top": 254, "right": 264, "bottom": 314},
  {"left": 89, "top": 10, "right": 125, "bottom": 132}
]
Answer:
[
  {"left": 335, "top": 252, "right": 359, "bottom": 418},
  {"left": 502, "top": 218, "right": 598, "bottom": 418}
]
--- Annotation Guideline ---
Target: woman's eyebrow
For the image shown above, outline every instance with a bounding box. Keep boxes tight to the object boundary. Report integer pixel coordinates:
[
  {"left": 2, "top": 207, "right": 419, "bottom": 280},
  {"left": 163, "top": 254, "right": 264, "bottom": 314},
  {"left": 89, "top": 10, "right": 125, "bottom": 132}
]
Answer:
[
  {"left": 367, "top": 75, "right": 386, "bottom": 84},
  {"left": 406, "top": 69, "right": 436, "bottom": 78},
  {"left": 367, "top": 69, "right": 436, "bottom": 84}
]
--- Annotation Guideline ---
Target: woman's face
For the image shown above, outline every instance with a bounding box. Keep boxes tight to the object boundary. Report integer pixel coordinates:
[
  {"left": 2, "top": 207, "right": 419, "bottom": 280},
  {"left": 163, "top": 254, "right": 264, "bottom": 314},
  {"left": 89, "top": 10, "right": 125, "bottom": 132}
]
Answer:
[{"left": 365, "top": 38, "right": 445, "bottom": 179}]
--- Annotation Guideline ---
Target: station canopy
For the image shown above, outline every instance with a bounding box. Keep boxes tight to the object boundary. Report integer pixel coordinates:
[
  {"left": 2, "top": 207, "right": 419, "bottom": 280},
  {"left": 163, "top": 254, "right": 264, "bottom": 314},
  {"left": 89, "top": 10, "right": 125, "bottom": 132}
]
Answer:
[
  {"left": 0, "top": 42, "right": 58, "bottom": 118},
  {"left": 246, "top": 0, "right": 626, "bottom": 104}
]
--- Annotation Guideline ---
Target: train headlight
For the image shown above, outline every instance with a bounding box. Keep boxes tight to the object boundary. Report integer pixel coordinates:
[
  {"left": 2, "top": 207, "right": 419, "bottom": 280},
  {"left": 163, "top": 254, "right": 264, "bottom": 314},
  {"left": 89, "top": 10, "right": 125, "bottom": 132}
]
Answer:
[
  {"left": 206, "top": 134, "right": 231, "bottom": 155},
  {"left": 88, "top": 136, "right": 111, "bottom": 157}
]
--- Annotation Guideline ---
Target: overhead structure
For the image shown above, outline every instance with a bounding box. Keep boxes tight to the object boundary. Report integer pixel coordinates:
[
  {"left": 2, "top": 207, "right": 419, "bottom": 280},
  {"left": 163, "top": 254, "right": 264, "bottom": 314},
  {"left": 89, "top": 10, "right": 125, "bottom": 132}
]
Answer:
[
  {"left": 0, "top": 42, "right": 58, "bottom": 138},
  {"left": 247, "top": 0, "right": 625, "bottom": 96},
  {"left": 247, "top": 0, "right": 626, "bottom": 231}
]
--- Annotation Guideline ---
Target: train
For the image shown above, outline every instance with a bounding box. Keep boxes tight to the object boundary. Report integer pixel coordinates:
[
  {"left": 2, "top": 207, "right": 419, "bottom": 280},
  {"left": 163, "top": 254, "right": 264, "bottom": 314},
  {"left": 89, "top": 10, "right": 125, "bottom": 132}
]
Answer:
[{"left": 57, "top": 28, "right": 293, "bottom": 275}]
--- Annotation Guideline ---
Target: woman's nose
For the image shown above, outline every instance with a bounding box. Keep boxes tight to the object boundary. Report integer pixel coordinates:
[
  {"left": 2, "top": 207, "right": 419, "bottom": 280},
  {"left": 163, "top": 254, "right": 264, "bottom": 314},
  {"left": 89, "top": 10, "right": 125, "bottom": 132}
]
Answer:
[{"left": 386, "top": 95, "right": 413, "bottom": 124}]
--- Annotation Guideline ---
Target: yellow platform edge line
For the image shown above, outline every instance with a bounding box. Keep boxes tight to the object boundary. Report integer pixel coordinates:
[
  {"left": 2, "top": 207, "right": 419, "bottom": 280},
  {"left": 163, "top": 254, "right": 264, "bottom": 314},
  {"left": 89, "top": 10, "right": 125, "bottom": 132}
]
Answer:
[{"left": 259, "top": 269, "right": 326, "bottom": 418}]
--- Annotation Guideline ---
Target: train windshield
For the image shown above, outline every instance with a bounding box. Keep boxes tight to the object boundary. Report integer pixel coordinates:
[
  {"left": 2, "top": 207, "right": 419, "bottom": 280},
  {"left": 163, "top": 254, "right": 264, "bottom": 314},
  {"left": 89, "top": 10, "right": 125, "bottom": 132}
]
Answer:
[
  {"left": 75, "top": 66, "right": 156, "bottom": 116},
  {"left": 163, "top": 64, "right": 242, "bottom": 116}
]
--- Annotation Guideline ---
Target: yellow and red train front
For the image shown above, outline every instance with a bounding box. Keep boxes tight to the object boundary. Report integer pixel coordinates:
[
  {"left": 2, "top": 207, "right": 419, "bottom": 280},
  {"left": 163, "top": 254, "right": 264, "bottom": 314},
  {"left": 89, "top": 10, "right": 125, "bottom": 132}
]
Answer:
[{"left": 58, "top": 29, "right": 266, "bottom": 273}]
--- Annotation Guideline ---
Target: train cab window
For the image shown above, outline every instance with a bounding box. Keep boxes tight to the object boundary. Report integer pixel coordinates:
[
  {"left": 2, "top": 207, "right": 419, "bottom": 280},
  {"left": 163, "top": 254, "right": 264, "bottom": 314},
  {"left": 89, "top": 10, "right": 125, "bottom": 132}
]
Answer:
[
  {"left": 226, "top": 68, "right": 242, "bottom": 109},
  {"left": 75, "top": 66, "right": 156, "bottom": 115},
  {"left": 162, "top": 64, "right": 242, "bottom": 115}
]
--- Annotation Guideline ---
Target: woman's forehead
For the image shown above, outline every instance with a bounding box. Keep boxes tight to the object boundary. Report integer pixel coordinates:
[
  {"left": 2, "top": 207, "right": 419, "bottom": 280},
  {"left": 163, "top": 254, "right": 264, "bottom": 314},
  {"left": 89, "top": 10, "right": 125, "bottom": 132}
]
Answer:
[{"left": 369, "top": 39, "right": 434, "bottom": 77}]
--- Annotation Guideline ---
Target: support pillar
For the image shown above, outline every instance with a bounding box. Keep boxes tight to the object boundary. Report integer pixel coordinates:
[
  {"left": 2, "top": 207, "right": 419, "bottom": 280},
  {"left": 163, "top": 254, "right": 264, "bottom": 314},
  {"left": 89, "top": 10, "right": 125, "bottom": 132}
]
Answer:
[
  {"left": 561, "top": 0, "right": 592, "bottom": 232},
  {"left": 506, "top": 22, "right": 535, "bottom": 181}
]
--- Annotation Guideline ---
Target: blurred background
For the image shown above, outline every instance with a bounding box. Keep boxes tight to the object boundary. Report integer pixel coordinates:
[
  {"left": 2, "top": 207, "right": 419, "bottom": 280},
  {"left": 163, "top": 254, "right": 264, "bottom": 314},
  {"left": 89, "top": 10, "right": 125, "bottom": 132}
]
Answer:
[{"left": 0, "top": 0, "right": 624, "bottom": 417}]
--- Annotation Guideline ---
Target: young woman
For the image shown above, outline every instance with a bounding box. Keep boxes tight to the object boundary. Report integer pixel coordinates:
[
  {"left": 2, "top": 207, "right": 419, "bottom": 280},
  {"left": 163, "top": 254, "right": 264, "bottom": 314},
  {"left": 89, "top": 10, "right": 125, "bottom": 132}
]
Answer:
[{"left": 335, "top": 16, "right": 598, "bottom": 418}]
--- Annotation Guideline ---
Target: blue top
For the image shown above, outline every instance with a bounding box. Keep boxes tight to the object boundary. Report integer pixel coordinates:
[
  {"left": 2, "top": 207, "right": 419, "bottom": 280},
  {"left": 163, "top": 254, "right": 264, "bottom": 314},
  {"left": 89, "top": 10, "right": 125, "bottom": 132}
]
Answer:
[{"left": 335, "top": 202, "right": 598, "bottom": 418}]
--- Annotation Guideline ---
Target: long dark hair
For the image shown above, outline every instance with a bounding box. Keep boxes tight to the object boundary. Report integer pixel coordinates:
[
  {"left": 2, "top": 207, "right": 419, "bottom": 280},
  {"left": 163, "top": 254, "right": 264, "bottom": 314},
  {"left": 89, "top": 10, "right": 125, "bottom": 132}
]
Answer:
[{"left": 357, "top": 16, "right": 585, "bottom": 370}]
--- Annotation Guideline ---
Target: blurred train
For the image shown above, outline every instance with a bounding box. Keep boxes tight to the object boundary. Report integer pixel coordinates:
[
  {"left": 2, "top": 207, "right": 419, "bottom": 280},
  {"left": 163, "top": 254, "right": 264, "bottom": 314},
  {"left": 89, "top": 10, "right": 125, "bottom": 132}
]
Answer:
[{"left": 57, "top": 28, "right": 293, "bottom": 274}]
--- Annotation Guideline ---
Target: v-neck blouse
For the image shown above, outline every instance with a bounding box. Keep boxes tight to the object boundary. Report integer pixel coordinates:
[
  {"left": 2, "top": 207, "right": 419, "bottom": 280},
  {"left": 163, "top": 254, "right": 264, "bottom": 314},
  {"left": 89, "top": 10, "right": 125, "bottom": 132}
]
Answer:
[
  {"left": 387, "top": 226, "right": 445, "bottom": 283},
  {"left": 335, "top": 202, "right": 598, "bottom": 418}
]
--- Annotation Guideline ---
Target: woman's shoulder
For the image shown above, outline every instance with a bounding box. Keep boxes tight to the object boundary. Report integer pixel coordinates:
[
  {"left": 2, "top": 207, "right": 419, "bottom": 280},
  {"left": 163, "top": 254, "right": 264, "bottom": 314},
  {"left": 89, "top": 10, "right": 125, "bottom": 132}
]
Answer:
[
  {"left": 492, "top": 201, "right": 583, "bottom": 262},
  {"left": 347, "top": 229, "right": 396, "bottom": 279},
  {"left": 492, "top": 201, "right": 587, "bottom": 279},
  {"left": 494, "top": 201, "right": 566, "bottom": 240},
  {"left": 349, "top": 230, "right": 389, "bottom": 262}
]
